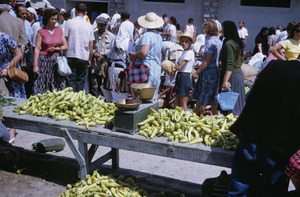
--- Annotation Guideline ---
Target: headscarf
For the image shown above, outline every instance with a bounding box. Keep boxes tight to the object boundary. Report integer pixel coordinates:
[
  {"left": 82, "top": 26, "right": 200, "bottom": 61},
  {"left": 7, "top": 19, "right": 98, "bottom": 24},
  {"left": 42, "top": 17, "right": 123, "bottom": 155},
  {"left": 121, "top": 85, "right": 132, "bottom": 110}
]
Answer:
[{"left": 27, "top": 7, "right": 38, "bottom": 21}]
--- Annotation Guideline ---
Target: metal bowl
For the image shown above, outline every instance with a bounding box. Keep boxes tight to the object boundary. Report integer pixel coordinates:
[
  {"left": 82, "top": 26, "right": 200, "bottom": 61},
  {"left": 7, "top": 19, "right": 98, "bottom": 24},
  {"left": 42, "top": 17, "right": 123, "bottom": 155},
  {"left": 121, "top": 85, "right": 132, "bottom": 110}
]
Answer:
[
  {"left": 131, "top": 83, "right": 156, "bottom": 100},
  {"left": 115, "top": 99, "right": 142, "bottom": 109}
]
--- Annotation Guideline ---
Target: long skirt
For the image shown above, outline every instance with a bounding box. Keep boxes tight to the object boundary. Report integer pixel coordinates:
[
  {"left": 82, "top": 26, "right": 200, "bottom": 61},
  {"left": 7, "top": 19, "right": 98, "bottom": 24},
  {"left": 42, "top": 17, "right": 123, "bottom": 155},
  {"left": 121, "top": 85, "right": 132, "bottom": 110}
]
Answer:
[
  {"left": 192, "top": 67, "right": 220, "bottom": 106},
  {"left": 227, "top": 71, "right": 245, "bottom": 116},
  {"left": 33, "top": 55, "right": 66, "bottom": 95}
]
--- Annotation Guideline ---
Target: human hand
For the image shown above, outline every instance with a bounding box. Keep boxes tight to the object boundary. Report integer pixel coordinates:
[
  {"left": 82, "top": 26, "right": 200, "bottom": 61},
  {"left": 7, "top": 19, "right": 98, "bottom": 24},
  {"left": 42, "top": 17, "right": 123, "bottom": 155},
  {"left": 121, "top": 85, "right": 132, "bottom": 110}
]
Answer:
[
  {"left": 221, "top": 82, "right": 231, "bottom": 92},
  {"left": 192, "top": 71, "right": 198, "bottom": 79},
  {"left": 33, "top": 66, "right": 39, "bottom": 75},
  {"left": 129, "top": 52, "right": 136, "bottom": 60},
  {"left": 48, "top": 47, "right": 57, "bottom": 52},
  {"left": 87, "top": 60, "right": 92, "bottom": 68},
  {"left": 93, "top": 52, "right": 100, "bottom": 58},
  {"left": 0, "top": 68, "right": 8, "bottom": 77}
]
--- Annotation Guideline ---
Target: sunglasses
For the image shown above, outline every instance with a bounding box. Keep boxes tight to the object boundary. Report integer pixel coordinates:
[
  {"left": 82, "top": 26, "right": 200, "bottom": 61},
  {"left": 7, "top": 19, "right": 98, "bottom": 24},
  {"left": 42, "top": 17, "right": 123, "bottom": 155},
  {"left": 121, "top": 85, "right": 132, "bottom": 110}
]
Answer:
[{"left": 295, "top": 29, "right": 300, "bottom": 33}]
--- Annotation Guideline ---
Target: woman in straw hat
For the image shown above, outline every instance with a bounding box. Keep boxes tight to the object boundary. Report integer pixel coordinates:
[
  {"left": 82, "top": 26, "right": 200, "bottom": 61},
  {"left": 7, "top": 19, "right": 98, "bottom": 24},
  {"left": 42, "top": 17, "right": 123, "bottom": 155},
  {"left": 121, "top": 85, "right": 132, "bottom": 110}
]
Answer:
[
  {"left": 129, "top": 12, "right": 163, "bottom": 100},
  {"left": 192, "top": 20, "right": 222, "bottom": 115},
  {"left": 174, "top": 31, "right": 195, "bottom": 111}
]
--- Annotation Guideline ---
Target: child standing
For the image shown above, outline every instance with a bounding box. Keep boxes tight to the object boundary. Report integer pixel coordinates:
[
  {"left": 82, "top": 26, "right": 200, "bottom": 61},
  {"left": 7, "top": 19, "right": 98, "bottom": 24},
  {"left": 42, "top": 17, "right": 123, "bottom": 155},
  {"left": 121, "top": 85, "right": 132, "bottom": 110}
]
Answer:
[{"left": 174, "top": 31, "right": 195, "bottom": 111}]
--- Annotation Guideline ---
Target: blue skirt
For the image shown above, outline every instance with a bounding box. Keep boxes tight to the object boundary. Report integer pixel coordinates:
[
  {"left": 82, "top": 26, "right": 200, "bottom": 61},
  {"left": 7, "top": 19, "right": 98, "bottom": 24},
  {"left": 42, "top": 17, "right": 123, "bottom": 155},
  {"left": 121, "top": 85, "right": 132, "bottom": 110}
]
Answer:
[
  {"left": 192, "top": 67, "right": 219, "bottom": 106},
  {"left": 175, "top": 72, "right": 192, "bottom": 97}
]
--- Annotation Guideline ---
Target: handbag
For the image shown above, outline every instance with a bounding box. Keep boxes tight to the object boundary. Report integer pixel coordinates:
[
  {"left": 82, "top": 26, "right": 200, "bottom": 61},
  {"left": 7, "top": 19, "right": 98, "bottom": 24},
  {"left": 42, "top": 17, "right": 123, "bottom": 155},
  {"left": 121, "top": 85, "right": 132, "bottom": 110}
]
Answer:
[
  {"left": 7, "top": 60, "right": 29, "bottom": 84},
  {"left": 57, "top": 47, "right": 71, "bottom": 76},
  {"left": 216, "top": 87, "right": 239, "bottom": 111},
  {"left": 125, "top": 55, "right": 150, "bottom": 85}
]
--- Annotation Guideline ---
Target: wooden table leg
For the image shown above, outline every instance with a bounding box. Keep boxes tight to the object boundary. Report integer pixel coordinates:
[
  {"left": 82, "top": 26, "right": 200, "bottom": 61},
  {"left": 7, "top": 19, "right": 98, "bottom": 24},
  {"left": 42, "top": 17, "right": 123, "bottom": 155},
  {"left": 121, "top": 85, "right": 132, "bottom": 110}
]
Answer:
[
  {"left": 60, "top": 128, "right": 87, "bottom": 180},
  {"left": 111, "top": 148, "right": 119, "bottom": 169},
  {"left": 78, "top": 142, "right": 89, "bottom": 178}
]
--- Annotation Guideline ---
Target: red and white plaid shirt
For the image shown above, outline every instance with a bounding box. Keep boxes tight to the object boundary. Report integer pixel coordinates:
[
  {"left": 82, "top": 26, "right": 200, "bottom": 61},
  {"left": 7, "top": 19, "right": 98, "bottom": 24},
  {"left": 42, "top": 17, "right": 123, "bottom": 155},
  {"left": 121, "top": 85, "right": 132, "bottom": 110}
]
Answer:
[{"left": 285, "top": 149, "right": 300, "bottom": 178}]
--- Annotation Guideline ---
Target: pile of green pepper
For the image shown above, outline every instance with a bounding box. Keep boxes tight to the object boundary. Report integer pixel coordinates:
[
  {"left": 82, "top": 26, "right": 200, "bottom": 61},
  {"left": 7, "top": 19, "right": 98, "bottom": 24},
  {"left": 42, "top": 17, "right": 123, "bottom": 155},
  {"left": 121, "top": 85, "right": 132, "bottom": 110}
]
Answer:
[
  {"left": 13, "top": 88, "right": 117, "bottom": 128},
  {"left": 60, "top": 171, "right": 151, "bottom": 197},
  {"left": 138, "top": 107, "right": 239, "bottom": 150}
]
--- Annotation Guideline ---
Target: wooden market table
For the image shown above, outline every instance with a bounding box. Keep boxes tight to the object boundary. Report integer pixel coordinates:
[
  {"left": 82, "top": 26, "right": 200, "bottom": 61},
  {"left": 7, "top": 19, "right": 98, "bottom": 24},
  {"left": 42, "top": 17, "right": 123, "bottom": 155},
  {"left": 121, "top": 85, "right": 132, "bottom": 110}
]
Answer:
[{"left": 2, "top": 98, "right": 235, "bottom": 180}]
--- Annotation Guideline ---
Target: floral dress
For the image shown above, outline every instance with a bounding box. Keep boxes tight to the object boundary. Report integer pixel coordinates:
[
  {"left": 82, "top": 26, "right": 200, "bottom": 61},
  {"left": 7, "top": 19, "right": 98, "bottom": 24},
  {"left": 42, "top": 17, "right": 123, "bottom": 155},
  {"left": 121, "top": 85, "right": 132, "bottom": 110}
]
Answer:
[
  {"left": 192, "top": 36, "right": 222, "bottom": 106},
  {"left": 0, "top": 33, "right": 26, "bottom": 98}
]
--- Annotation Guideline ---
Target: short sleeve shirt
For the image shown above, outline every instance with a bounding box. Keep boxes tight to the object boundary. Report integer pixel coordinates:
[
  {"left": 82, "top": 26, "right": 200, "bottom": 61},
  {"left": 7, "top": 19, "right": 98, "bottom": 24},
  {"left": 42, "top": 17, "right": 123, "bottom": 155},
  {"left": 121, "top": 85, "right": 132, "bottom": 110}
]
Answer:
[
  {"left": 280, "top": 39, "right": 300, "bottom": 60},
  {"left": 64, "top": 16, "right": 95, "bottom": 61},
  {"left": 0, "top": 33, "right": 17, "bottom": 70},
  {"left": 203, "top": 36, "right": 222, "bottom": 68},
  {"left": 238, "top": 27, "right": 248, "bottom": 39},
  {"left": 178, "top": 50, "right": 195, "bottom": 73},
  {"left": 135, "top": 30, "right": 162, "bottom": 69}
]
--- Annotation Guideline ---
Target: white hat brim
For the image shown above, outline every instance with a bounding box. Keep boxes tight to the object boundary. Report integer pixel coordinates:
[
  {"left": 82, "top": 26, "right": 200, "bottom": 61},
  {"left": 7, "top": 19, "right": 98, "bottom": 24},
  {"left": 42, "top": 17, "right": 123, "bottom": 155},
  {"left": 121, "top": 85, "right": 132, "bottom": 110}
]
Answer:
[{"left": 138, "top": 15, "right": 164, "bottom": 29}]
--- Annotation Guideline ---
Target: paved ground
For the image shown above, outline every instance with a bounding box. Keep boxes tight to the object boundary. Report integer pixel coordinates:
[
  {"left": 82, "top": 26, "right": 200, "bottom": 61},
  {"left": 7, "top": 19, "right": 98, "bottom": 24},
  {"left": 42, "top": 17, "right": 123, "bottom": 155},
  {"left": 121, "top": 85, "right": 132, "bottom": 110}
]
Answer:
[
  {"left": 0, "top": 129, "right": 295, "bottom": 197},
  {"left": 0, "top": 129, "right": 232, "bottom": 197}
]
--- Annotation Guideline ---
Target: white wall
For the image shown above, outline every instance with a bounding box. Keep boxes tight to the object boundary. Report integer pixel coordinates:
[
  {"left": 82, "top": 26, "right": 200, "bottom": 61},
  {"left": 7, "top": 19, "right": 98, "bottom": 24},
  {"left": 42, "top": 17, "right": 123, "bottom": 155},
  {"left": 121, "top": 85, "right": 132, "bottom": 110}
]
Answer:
[
  {"left": 218, "top": 0, "right": 300, "bottom": 52},
  {"left": 124, "top": 0, "right": 204, "bottom": 34}
]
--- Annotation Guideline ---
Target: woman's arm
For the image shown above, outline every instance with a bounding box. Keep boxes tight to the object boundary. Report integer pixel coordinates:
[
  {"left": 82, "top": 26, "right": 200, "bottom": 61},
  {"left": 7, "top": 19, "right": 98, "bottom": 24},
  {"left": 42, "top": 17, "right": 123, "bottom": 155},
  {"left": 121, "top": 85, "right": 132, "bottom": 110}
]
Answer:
[
  {"left": 129, "top": 45, "right": 150, "bottom": 60},
  {"left": 192, "top": 52, "right": 212, "bottom": 78},
  {"left": 193, "top": 26, "right": 197, "bottom": 39},
  {"left": 33, "top": 32, "right": 42, "bottom": 75},
  {"left": 221, "top": 42, "right": 236, "bottom": 91},
  {"left": 221, "top": 71, "right": 232, "bottom": 91},
  {"left": 0, "top": 47, "right": 22, "bottom": 77},
  {"left": 270, "top": 44, "right": 286, "bottom": 60}
]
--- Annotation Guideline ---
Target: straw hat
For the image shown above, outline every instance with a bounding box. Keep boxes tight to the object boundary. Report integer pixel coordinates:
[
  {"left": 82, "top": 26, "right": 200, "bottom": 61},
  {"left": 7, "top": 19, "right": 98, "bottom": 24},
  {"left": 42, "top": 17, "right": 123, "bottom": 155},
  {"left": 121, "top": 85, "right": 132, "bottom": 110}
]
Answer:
[
  {"left": 138, "top": 12, "right": 164, "bottom": 29},
  {"left": 177, "top": 31, "right": 196, "bottom": 43}
]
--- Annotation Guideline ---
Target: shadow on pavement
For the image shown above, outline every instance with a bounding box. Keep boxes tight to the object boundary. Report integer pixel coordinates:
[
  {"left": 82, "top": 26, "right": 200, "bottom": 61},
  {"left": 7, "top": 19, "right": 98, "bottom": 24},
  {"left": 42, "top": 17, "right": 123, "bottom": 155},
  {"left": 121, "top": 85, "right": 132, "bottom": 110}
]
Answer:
[{"left": 0, "top": 142, "right": 201, "bottom": 196}]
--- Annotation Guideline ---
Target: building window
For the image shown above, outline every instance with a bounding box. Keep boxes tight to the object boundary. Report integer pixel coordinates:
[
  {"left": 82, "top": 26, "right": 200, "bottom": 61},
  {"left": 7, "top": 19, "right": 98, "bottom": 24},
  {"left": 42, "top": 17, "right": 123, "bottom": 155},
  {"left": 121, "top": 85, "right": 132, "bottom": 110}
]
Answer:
[
  {"left": 241, "top": 0, "right": 291, "bottom": 8},
  {"left": 144, "top": 0, "right": 185, "bottom": 3}
]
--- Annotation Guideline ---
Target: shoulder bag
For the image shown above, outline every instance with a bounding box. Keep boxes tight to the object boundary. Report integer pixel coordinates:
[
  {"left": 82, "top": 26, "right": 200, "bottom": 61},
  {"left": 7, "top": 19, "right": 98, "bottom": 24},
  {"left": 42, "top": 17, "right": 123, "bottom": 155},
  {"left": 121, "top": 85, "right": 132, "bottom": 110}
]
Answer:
[{"left": 125, "top": 55, "right": 150, "bottom": 85}]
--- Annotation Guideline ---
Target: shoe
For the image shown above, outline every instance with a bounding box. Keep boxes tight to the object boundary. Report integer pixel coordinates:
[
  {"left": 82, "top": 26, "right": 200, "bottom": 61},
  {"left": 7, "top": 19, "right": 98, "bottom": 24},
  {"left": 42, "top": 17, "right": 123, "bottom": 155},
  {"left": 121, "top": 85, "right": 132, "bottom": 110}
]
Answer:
[{"left": 9, "top": 137, "right": 15, "bottom": 144}]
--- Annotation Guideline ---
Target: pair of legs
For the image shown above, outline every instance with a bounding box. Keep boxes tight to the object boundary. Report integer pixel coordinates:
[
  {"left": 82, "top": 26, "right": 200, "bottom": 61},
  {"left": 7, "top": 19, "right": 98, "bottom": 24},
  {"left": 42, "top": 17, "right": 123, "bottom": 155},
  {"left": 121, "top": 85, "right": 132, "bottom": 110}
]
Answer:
[
  {"left": 193, "top": 104, "right": 218, "bottom": 115},
  {"left": 228, "top": 138, "right": 289, "bottom": 197},
  {"left": 175, "top": 95, "right": 188, "bottom": 111}
]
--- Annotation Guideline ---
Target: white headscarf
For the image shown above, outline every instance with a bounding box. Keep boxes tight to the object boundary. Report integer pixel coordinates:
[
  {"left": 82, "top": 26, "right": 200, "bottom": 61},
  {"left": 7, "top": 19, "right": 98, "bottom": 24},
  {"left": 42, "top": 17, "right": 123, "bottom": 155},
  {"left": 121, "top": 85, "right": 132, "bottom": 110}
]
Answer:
[
  {"left": 27, "top": 7, "right": 38, "bottom": 21},
  {"left": 111, "top": 13, "right": 121, "bottom": 24}
]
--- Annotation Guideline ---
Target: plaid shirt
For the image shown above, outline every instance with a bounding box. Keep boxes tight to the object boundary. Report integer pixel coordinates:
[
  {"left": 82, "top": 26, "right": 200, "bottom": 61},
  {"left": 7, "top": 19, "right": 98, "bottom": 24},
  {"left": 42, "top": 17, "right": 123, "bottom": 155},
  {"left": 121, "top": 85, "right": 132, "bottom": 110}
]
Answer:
[
  {"left": 285, "top": 149, "right": 300, "bottom": 178},
  {"left": 64, "top": 16, "right": 94, "bottom": 61}
]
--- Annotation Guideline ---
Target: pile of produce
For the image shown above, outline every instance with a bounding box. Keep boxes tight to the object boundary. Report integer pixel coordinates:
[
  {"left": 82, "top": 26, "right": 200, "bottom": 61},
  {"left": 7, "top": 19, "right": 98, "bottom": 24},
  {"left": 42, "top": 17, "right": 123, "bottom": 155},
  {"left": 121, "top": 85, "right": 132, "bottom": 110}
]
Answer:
[
  {"left": 13, "top": 88, "right": 117, "bottom": 128},
  {"left": 0, "top": 96, "right": 16, "bottom": 106},
  {"left": 138, "top": 107, "right": 239, "bottom": 150},
  {"left": 60, "top": 171, "right": 149, "bottom": 197}
]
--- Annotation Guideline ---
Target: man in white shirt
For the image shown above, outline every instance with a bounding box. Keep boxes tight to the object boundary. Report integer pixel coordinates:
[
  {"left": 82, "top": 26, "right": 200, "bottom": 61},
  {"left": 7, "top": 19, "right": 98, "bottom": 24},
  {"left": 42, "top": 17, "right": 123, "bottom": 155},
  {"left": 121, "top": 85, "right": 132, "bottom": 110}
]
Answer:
[
  {"left": 276, "top": 25, "right": 283, "bottom": 37},
  {"left": 115, "top": 12, "right": 134, "bottom": 53},
  {"left": 91, "top": 17, "right": 115, "bottom": 97},
  {"left": 64, "top": 2, "right": 95, "bottom": 92},
  {"left": 238, "top": 21, "right": 248, "bottom": 48}
]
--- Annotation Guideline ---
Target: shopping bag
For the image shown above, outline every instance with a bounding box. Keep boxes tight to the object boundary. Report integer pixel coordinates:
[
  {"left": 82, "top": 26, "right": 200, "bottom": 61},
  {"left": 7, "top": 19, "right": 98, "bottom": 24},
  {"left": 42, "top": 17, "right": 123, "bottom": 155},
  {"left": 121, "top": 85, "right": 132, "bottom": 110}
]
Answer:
[
  {"left": 216, "top": 87, "right": 239, "bottom": 111},
  {"left": 57, "top": 48, "right": 71, "bottom": 76},
  {"left": 125, "top": 55, "right": 149, "bottom": 85}
]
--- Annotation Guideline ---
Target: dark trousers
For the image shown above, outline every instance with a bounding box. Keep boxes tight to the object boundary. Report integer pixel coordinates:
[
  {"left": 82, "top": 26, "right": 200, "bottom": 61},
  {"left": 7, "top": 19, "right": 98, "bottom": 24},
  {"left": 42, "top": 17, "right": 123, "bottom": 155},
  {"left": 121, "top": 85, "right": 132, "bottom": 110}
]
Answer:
[
  {"left": 228, "top": 138, "right": 289, "bottom": 197},
  {"left": 66, "top": 57, "right": 88, "bottom": 92},
  {"left": 23, "top": 46, "right": 34, "bottom": 98}
]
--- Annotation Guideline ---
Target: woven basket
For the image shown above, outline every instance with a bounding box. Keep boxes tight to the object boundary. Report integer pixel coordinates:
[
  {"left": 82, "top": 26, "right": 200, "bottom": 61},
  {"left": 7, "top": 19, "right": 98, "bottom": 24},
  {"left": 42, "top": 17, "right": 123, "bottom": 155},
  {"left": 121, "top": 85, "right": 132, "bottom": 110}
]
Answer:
[
  {"left": 216, "top": 88, "right": 239, "bottom": 111},
  {"left": 8, "top": 66, "right": 29, "bottom": 84}
]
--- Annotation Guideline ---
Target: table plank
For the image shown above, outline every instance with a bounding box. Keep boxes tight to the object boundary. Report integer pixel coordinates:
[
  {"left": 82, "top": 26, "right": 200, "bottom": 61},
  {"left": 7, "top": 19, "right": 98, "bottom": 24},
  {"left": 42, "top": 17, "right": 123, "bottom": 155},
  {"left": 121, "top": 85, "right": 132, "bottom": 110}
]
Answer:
[{"left": 2, "top": 98, "right": 234, "bottom": 168}]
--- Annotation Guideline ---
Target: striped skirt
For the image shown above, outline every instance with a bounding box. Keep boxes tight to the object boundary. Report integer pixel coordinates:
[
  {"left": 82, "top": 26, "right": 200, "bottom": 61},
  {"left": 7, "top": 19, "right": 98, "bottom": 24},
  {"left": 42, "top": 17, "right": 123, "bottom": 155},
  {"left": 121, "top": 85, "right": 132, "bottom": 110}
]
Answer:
[{"left": 33, "top": 55, "right": 66, "bottom": 95}]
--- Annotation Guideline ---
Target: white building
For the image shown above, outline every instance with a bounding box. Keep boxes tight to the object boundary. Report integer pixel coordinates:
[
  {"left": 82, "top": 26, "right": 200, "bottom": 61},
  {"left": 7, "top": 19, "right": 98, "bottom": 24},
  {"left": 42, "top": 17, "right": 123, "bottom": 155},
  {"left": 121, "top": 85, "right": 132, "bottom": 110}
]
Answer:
[{"left": 46, "top": 0, "right": 299, "bottom": 51}]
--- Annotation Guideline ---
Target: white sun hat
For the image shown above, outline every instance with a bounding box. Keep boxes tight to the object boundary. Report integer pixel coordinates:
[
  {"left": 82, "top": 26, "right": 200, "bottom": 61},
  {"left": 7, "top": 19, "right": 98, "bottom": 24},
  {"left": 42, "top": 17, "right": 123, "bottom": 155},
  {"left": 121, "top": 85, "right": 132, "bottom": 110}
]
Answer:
[{"left": 138, "top": 12, "right": 164, "bottom": 29}]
